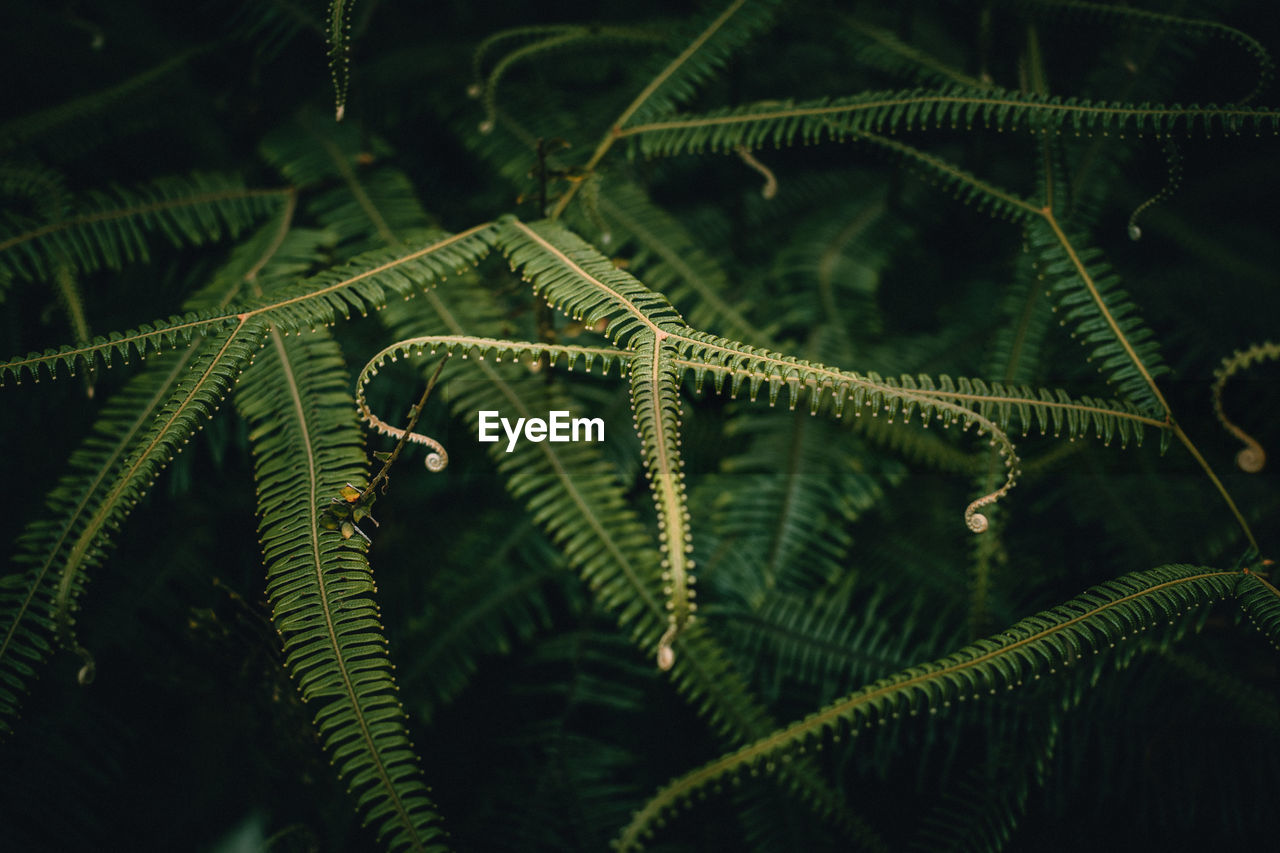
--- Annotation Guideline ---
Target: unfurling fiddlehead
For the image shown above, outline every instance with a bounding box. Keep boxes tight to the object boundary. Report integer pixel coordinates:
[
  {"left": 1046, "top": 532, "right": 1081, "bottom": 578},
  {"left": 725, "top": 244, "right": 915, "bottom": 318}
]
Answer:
[{"left": 1212, "top": 341, "right": 1280, "bottom": 472}]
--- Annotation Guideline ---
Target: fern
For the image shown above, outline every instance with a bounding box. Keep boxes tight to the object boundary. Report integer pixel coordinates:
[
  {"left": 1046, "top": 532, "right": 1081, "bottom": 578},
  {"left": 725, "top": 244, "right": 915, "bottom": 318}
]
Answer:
[
  {"left": 236, "top": 327, "right": 446, "bottom": 851},
  {"left": 618, "top": 87, "right": 1280, "bottom": 159},
  {"left": 616, "top": 564, "right": 1240, "bottom": 850},
  {"left": 1025, "top": 218, "right": 1172, "bottom": 417},
  {"left": 0, "top": 173, "right": 292, "bottom": 288},
  {"left": 0, "top": 213, "right": 304, "bottom": 732},
  {"left": 3, "top": 2, "right": 1278, "bottom": 849}
]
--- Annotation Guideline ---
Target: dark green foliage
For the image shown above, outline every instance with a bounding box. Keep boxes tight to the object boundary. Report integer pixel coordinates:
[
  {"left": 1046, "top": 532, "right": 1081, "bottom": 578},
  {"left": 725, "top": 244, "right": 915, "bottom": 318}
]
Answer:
[{"left": 2, "top": 1, "right": 1279, "bottom": 851}]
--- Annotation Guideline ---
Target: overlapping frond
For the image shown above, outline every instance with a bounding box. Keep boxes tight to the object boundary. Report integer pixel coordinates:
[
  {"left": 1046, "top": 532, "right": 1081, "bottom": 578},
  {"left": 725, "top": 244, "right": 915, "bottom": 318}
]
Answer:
[
  {"left": 585, "top": 178, "right": 769, "bottom": 344},
  {"left": 236, "top": 329, "right": 446, "bottom": 851},
  {"left": 616, "top": 565, "right": 1239, "bottom": 850},
  {"left": 703, "top": 412, "right": 894, "bottom": 596},
  {"left": 715, "top": 586, "right": 947, "bottom": 701},
  {"left": 0, "top": 320, "right": 266, "bottom": 736},
  {"left": 1237, "top": 571, "right": 1280, "bottom": 651},
  {"left": 495, "top": 216, "right": 683, "bottom": 344},
  {"left": 1026, "top": 219, "right": 1171, "bottom": 417},
  {"left": 619, "top": 87, "right": 1280, "bottom": 159},
  {"left": 0, "top": 225, "right": 495, "bottom": 386},
  {"left": 615, "top": 0, "right": 782, "bottom": 131},
  {"left": 0, "top": 210, "right": 321, "bottom": 736},
  {"left": 0, "top": 174, "right": 291, "bottom": 288}
]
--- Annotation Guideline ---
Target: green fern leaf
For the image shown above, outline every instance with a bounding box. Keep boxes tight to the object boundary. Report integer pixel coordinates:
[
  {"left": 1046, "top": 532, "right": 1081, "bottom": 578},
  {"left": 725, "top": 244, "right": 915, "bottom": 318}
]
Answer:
[
  {"left": 0, "top": 173, "right": 292, "bottom": 288},
  {"left": 0, "top": 213, "right": 320, "bottom": 736},
  {"left": 616, "top": 564, "right": 1239, "bottom": 850},
  {"left": 1026, "top": 220, "right": 1171, "bottom": 417},
  {"left": 615, "top": 0, "right": 782, "bottom": 131},
  {"left": 236, "top": 328, "right": 446, "bottom": 851},
  {"left": 618, "top": 87, "right": 1280, "bottom": 158},
  {"left": 496, "top": 216, "right": 683, "bottom": 345},
  {"left": 1237, "top": 571, "right": 1280, "bottom": 651},
  {"left": 0, "top": 323, "right": 267, "bottom": 735}
]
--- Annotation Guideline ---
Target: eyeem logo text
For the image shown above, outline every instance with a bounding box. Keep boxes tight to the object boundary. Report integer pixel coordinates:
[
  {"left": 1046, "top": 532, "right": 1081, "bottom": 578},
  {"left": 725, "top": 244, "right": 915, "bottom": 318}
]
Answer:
[{"left": 478, "top": 410, "right": 605, "bottom": 452}]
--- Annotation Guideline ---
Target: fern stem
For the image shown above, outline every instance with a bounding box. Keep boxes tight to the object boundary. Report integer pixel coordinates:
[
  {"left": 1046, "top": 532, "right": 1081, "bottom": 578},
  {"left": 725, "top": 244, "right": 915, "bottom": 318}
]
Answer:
[{"left": 1171, "top": 425, "right": 1259, "bottom": 552}]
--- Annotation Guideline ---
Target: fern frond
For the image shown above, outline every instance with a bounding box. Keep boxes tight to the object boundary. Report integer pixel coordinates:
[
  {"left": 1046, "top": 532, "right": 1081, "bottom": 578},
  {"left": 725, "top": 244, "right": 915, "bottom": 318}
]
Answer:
[
  {"left": 0, "top": 174, "right": 292, "bottom": 287},
  {"left": 588, "top": 179, "right": 770, "bottom": 345},
  {"left": 716, "top": 585, "right": 948, "bottom": 700},
  {"left": 849, "top": 131, "right": 1040, "bottom": 221},
  {"left": 0, "top": 225, "right": 495, "bottom": 386},
  {"left": 616, "top": 565, "right": 1239, "bottom": 850},
  {"left": 471, "top": 25, "right": 666, "bottom": 135},
  {"left": 1026, "top": 218, "right": 1172, "bottom": 417},
  {"left": 496, "top": 216, "right": 683, "bottom": 345},
  {"left": 0, "top": 211, "right": 319, "bottom": 735},
  {"left": 1237, "top": 570, "right": 1280, "bottom": 652},
  {"left": 327, "top": 0, "right": 354, "bottom": 120},
  {"left": 399, "top": 520, "right": 561, "bottom": 721},
  {"left": 248, "top": 225, "right": 497, "bottom": 332},
  {"left": 704, "top": 411, "right": 894, "bottom": 596},
  {"left": 236, "top": 328, "right": 446, "bottom": 851},
  {"left": 1212, "top": 340, "right": 1279, "bottom": 472},
  {"left": 628, "top": 340, "right": 695, "bottom": 669},
  {"left": 550, "top": 0, "right": 782, "bottom": 217},
  {"left": 0, "top": 320, "right": 266, "bottom": 735},
  {"left": 618, "top": 88, "right": 1280, "bottom": 158}
]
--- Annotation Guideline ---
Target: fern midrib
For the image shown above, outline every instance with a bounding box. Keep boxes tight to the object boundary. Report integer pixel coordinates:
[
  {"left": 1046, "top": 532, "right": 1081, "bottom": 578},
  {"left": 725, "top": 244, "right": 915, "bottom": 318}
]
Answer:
[
  {"left": 670, "top": 356, "right": 1168, "bottom": 431},
  {"left": 0, "top": 187, "right": 293, "bottom": 256},
  {"left": 649, "top": 335, "right": 692, "bottom": 632},
  {"left": 53, "top": 317, "right": 262, "bottom": 617},
  {"left": 618, "top": 569, "right": 1238, "bottom": 847},
  {"left": 268, "top": 328, "right": 426, "bottom": 850}
]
